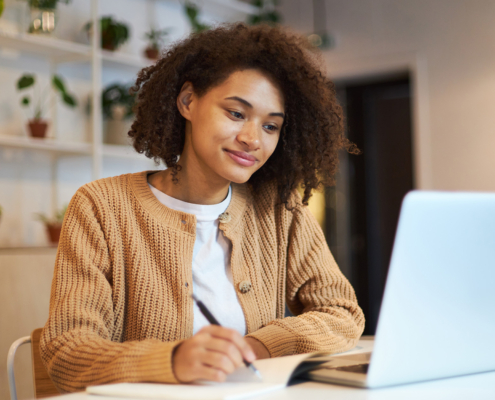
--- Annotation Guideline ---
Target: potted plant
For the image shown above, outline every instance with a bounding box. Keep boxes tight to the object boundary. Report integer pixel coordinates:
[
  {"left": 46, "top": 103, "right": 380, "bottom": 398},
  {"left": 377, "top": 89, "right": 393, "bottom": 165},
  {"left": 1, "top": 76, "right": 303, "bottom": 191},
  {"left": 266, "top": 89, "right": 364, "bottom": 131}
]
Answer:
[
  {"left": 16, "top": 73, "right": 77, "bottom": 138},
  {"left": 34, "top": 205, "right": 67, "bottom": 245},
  {"left": 184, "top": 1, "right": 209, "bottom": 33},
  {"left": 84, "top": 16, "right": 130, "bottom": 51},
  {"left": 143, "top": 28, "right": 169, "bottom": 60},
  {"left": 247, "top": 0, "right": 281, "bottom": 26},
  {"left": 21, "top": 0, "right": 72, "bottom": 34},
  {"left": 102, "top": 82, "right": 135, "bottom": 145}
]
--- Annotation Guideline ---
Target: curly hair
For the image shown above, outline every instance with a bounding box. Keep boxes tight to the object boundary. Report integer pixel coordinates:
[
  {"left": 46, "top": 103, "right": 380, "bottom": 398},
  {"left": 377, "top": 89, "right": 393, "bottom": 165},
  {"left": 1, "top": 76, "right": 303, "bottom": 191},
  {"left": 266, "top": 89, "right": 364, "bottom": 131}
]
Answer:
[{"left": 129, "top": 22, "right": 356, "bottom": 206}]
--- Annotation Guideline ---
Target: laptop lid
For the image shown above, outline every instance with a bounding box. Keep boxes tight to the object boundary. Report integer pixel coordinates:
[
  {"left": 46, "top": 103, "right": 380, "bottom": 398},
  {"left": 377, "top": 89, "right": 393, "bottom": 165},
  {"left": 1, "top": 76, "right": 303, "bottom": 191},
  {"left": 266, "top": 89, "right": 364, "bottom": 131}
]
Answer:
[{"left": 367, "top": 191, "right": 495, "bottom": 388}]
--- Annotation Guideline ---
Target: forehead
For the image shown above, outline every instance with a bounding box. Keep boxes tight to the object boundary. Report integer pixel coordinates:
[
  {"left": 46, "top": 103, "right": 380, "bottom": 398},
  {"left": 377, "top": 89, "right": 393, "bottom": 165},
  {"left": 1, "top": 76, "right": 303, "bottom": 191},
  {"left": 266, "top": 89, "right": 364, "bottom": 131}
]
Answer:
[{"left": 204, "top": 69, "right": 285, "bottom": 111}]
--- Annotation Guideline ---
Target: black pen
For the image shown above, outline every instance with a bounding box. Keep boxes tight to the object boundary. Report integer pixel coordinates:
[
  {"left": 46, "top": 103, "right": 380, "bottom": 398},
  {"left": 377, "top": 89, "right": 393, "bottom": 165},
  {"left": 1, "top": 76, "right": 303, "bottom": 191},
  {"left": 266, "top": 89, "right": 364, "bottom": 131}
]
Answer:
[{"left": 191, "top": 293, "right": 262, "bottom": 380}]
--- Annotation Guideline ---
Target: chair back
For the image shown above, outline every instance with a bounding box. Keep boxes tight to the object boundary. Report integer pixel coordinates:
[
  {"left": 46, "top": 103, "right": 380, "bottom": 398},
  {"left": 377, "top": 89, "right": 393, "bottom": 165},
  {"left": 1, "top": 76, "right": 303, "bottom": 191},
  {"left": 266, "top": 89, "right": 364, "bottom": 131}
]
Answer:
[{"left": 30, "top": 328, "right": 60, "bottom": 398}]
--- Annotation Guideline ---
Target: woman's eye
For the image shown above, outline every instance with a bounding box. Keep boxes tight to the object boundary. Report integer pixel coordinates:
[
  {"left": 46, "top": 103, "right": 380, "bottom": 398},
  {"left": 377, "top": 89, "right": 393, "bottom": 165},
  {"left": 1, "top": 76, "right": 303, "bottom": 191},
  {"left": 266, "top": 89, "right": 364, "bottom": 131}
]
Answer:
[
  {"left": 264, "top": 124, "right": 278, "bottom": 132},
  {"left": 229, "top": 111, "right": 243, "bottom": 119}
]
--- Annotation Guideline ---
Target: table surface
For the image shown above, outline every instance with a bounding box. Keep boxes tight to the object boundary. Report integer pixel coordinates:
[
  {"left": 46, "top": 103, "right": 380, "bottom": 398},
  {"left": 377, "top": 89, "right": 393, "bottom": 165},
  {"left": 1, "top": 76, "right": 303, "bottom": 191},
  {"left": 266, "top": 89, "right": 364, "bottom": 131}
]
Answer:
[{"left": 45, "top": 339, "right": 495, "bottom": 400}]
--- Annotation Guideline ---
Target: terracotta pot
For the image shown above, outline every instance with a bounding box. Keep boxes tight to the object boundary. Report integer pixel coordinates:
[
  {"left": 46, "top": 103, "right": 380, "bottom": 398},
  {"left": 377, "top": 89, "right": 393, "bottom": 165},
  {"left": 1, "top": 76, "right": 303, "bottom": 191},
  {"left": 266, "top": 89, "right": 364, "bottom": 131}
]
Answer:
[
  {"left": 102, "top": 31, "right": 118, "bottom": 51},
  {"left": 145, "top": 47, "right": 160, "bottom": 60},
  {"left": 46, "top": 223, "right": 62, "bottom": 245},
  {"left": 28, "top": 119, "right": 48, "bottom": 138}
]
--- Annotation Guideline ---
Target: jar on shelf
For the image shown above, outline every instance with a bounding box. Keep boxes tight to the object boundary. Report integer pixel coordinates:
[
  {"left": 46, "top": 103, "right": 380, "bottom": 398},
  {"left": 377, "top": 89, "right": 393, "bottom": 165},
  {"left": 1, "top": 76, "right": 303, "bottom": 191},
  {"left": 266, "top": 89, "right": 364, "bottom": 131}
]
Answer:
[{"left": 28, "top": 7, "right": 57, "bottom": 34}]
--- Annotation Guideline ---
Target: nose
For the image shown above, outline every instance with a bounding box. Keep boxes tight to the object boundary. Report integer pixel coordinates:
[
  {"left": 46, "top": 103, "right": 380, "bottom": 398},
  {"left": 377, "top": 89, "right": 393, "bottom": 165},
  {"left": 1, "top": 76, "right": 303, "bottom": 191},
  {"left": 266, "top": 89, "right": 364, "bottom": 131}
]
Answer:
[{"left": 237, "top": 121, "right": 261, "bottom": 150}]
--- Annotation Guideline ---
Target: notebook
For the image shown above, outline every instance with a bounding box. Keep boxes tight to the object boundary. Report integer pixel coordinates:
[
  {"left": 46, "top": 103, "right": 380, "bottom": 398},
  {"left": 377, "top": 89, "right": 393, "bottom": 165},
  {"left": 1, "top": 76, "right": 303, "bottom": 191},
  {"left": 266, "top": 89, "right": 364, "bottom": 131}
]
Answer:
[
  {"left": 86, "top": 339, "right": 373, "bottom": 400},
  {"left": 307, "top": 191, "right": 495, "bottom": 388}
]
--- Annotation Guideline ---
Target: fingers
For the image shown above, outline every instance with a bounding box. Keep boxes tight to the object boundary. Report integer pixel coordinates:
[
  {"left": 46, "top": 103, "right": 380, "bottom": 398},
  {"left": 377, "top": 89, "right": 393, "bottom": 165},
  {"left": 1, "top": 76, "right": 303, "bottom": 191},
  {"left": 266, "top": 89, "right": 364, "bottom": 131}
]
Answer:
[
  {"left": 172, "top": 326, "right": 256, "bottom": 383},
  {"left": 202, "top": 349, "right": 237, "bottom": 375},
  {"left": 195, "top": 365, "right": 227, "bottom": 383},
  {"left": 200, "top": 325, "right": 256, "bottom": 363},
  {"left": 204, "top": 337, "right": 244, "bottom": 368}
]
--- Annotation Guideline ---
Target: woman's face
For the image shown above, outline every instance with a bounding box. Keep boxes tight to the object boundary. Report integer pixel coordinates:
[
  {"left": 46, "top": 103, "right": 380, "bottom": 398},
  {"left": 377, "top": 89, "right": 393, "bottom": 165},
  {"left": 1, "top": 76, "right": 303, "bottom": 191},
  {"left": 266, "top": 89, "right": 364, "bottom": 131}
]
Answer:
[{"left": 177, "top": 69, "right": 285, "bottom": 185}]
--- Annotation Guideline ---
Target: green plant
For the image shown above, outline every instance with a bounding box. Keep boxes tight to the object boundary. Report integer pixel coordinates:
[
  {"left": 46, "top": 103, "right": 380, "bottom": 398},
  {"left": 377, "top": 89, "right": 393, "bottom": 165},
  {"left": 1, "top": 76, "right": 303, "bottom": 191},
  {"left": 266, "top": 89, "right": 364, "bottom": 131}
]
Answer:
[
  {"left": 144, "top": 28, "right": 170, "bottom": 50},
  {"left": 17, "top": 73, "right": 77, "bottom": 120},
  {"left": 20, "top": 0, "right": 71, "bottom": 10},
  {"left": 102, "top": 83, "right": 135, "bottom": 120},
  {"left": 248, "top": 0, "right": 281, "bottom": 26},
  {"left": 84, "top": 16, "right": 130, "bottom": 51},
  {"left": 184, "top": 1, "right": 209, "bottom": 33},
  {"left": 34, "top": 205, "right": 67, "bottom": 226},
  {"left": 0, "top": 0, "right": 4, "bottom": 17}
]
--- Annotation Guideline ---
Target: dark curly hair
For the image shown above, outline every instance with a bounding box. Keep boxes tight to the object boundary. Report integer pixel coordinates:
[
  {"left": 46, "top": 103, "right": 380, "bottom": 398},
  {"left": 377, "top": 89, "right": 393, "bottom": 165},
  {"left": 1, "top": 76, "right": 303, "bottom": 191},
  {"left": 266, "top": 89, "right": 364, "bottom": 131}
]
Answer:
[{"left": 129, "top": 22, "right": 356, "bottom": 206}]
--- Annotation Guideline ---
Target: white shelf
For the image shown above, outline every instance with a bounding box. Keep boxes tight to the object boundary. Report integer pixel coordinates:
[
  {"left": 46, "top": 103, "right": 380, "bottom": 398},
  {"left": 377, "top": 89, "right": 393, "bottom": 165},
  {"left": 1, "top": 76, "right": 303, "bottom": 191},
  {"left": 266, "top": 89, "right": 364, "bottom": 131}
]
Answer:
[
  {"left": 205, "top": 0, "right": 258, "bottom": 15},
  {"left": 0, "top": 134, "right": 92, "bottom": 155},
  {"left": 101, "top": 49, "right": 154, "bottom": 70},
  {"left": 102, "top": 144, "right": 150, "bottom": 160},
  {"left": 0, "top": 30, "right": 91, "bottom": 63},
  {"left": 0, "top": 30, "right": 156, "bottom": 69},
  {"left": 151, "top": 0, "right": 258, "bottom": 15}
]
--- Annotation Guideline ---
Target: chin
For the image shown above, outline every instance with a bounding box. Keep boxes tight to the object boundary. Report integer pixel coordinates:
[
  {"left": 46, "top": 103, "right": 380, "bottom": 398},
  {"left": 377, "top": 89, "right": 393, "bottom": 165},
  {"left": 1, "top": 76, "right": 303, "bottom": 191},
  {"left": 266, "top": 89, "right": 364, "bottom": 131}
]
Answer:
[
  {"left": 226, "top": 175, "right": 251, "bottom": 185},
  {"left": 222, "top": 170, "right": 254, "bottom": 185}
]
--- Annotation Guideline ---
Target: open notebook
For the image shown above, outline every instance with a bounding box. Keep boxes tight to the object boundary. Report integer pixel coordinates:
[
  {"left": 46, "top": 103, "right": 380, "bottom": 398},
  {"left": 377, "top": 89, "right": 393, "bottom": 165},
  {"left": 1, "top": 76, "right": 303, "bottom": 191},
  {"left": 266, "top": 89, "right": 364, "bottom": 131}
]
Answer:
[{"left": 86, "top": 339, "right": 373, "bottom": 400}]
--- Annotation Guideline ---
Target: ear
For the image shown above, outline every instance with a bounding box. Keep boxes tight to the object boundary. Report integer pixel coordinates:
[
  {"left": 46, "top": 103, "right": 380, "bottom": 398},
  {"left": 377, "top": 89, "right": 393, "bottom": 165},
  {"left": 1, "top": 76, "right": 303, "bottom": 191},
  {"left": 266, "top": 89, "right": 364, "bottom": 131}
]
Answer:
[{"left": 176, "top": 81, "right": 195, "bottom": 120}]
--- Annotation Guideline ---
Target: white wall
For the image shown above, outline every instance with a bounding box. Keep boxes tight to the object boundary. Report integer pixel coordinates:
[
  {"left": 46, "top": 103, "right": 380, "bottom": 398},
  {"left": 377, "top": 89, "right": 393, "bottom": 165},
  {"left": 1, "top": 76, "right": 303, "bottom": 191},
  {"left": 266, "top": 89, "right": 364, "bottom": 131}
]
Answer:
[{"left": 280, "top": 0, "right": 495, "bottom": 192}]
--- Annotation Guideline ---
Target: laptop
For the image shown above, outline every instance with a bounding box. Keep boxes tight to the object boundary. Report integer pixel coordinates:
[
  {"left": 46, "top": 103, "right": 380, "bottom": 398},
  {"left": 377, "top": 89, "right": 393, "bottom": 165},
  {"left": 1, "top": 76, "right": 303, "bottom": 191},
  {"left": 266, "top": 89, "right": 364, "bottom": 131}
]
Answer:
[{"left": 307, "top": 191, "right": 495, "bottom": 388}]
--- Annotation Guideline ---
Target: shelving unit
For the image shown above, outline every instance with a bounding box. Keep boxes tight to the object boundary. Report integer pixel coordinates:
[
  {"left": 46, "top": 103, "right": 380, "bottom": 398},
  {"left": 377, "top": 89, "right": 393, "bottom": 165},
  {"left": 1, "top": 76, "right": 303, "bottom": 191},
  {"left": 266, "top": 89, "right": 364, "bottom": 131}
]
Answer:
[
  {"left": 0, "top": 30, "right": 91, "bottom": 63},
  {"left": 0, "top": 0, "right": 257, "bottom": 172},
  {"left": 0, "top": 0, "right": 257, "bottom": 248},
  {"left": 0, "top": 134, "right": 92, "bottom": 155}
]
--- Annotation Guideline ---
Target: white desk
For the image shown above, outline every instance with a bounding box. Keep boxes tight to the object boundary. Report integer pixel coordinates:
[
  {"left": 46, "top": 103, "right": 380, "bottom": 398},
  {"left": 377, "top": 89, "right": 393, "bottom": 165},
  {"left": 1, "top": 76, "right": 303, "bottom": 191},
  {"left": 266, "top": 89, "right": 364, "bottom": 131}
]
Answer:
[
  {"left": 44, "top": 339, "right": 495, "bottom": 400},
  {"left": 51, "top": 372, "right": 495, "bottom": 400}
]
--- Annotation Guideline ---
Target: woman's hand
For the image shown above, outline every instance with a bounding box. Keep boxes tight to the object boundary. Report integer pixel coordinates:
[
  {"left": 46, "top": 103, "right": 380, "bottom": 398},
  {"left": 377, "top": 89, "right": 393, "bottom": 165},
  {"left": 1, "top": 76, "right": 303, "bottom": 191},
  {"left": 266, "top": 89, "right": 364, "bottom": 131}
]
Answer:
[{"left": 172, "top": 326, "right": 256, "bottom": 383}]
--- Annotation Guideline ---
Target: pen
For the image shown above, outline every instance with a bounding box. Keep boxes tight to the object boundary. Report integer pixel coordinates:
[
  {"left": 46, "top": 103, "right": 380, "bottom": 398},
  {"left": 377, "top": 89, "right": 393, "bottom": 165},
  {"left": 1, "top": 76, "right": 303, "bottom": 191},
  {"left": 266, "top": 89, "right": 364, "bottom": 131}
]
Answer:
[{"left": 191, "top": 293, "right": 262, "bottom": 380}]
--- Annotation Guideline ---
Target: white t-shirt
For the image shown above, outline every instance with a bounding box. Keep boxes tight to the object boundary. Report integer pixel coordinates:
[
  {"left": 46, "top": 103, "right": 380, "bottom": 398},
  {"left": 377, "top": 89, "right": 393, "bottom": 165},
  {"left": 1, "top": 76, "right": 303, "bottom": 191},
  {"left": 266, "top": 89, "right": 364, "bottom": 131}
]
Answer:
[{"left": 149, "top": 184, "right": 247, "bottom": 336}]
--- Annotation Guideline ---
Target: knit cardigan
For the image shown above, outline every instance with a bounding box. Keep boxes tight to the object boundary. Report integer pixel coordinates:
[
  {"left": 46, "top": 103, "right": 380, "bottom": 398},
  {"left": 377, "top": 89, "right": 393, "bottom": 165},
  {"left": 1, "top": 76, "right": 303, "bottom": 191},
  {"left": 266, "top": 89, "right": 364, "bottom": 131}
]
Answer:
[{"left": 40, "top": 171, "right": 365, "bottom": 392}]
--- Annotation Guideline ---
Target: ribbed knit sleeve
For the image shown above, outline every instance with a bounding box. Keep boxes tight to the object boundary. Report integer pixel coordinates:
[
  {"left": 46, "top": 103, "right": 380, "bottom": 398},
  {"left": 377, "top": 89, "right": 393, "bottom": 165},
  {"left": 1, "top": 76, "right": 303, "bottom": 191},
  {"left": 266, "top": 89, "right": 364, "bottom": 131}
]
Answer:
[
  {"left": 40, "top": 187, "right": 181, "bottom": 393},
  {"left": 246, "top": 199, "right": 365, "bottom": 357}
]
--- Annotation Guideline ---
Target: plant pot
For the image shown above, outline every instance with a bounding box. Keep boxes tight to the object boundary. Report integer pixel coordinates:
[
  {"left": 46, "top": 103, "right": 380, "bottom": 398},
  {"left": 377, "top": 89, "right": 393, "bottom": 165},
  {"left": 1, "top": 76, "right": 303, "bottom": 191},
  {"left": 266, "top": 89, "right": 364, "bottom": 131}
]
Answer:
[
  {"left": 144, "top": 47, "right": 160, "bottom": 60},
  {"left": 29, "top": 8, "right": 57, "bottom": 34},
  {"left": 28, "top": 119, "right": 49, "bottom": 138},
  {"left": 104, "top": 118, "right": 133, "bottom": 145},
  {"left": 102, "top": 37, "right": 117, "bottom": 51},
  {"left": 46, "top": 223, "right": 62, "bottom": 245}
]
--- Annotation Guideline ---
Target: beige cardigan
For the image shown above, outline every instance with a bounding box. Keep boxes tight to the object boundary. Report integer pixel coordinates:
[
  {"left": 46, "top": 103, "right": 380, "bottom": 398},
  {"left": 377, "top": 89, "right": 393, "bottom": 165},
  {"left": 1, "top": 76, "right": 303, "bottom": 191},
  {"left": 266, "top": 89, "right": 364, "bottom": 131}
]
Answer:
[{"left": 40, "top": 171, "right": 365, "bottom": 392}]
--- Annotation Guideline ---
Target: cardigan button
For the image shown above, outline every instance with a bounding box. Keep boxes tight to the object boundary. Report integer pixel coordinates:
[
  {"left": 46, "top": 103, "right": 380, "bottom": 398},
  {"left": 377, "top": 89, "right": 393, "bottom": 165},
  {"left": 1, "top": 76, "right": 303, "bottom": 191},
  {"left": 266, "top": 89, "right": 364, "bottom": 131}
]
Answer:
[
  {"left": 218, "top": 212, "right": 231, "bottom": 223},
  {"left": 238, "top": 280, "right": 252, "bottom": 294}
]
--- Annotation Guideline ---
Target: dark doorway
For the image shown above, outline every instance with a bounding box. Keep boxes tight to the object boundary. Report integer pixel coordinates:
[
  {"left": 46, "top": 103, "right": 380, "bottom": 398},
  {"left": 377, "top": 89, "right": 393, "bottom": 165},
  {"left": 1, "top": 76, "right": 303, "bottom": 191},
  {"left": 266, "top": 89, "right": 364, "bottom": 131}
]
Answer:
[{"left": 326, "top": 74, "right": 414, "bottom": 335}]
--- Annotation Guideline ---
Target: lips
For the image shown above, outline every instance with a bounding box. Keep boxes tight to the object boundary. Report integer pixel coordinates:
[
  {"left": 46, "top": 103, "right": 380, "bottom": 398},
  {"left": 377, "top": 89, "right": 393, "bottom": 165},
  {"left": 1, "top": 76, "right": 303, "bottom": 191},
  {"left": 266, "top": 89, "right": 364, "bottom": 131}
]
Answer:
[{"left": 225, "top": 149, "right": 257, "bottom": 167}]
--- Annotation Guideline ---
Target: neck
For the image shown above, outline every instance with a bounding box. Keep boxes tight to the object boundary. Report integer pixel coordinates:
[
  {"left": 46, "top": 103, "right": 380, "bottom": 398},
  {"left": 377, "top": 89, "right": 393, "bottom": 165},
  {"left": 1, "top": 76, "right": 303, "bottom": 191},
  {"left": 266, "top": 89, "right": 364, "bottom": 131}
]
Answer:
[{"left": 148, "top": 163, "right": 230, "bottom": 205}]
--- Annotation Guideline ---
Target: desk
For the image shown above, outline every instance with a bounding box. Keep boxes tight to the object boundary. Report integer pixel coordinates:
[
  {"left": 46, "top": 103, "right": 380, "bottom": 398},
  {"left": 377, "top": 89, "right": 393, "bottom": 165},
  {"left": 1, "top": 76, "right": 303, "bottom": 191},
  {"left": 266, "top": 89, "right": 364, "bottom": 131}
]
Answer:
[
  {"left": 47, "top": 372, "right": 495, "bottom": 400},
  {"left": 43, "top": 339, "right": 495, "bottom": 400}
]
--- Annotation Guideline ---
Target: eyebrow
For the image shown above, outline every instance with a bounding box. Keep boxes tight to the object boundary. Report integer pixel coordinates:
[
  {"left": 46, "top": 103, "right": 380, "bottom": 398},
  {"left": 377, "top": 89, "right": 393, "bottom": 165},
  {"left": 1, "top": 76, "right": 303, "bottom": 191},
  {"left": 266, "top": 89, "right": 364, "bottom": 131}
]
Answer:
[{"left": 225, "top": 96, "right": 285, "bottom": 118}]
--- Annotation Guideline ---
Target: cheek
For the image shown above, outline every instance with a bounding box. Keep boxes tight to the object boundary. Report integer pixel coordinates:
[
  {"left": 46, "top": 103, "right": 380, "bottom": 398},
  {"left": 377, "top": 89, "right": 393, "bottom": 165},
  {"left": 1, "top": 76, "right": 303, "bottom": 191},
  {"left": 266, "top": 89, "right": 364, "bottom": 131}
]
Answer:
[{"left": 198, "top": 112, "right": 240, "bottom": 142}]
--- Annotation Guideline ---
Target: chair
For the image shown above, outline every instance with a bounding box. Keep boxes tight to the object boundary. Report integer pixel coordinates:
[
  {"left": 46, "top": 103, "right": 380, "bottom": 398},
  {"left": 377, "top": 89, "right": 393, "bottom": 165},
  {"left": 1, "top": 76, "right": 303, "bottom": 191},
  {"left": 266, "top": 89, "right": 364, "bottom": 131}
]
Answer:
[{"left": 7, "top": 328, "right": 60, "bottom": 400}]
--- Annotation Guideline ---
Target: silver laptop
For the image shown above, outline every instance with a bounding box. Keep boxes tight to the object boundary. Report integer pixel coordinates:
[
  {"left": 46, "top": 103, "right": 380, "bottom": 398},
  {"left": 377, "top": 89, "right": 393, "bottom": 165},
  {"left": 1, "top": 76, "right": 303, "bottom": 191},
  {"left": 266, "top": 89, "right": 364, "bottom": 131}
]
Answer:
[{"left": 307, "top": 191, "right": 495, "bottom": 388}]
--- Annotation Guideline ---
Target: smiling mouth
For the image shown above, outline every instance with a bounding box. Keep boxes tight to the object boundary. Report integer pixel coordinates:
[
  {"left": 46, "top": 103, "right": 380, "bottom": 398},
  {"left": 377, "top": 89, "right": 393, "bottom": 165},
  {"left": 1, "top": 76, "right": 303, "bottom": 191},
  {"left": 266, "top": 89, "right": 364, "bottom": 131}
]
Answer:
[{"left": 224, "top": 149, "right": 257, "bottom": 167}]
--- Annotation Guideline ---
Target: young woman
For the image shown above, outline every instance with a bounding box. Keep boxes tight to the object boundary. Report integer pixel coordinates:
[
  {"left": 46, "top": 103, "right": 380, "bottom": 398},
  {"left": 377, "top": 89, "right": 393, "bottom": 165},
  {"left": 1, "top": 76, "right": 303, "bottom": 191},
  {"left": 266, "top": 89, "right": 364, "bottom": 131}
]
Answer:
[{"left": 40, "top": 23, "right": 364, "bottom": 392}]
